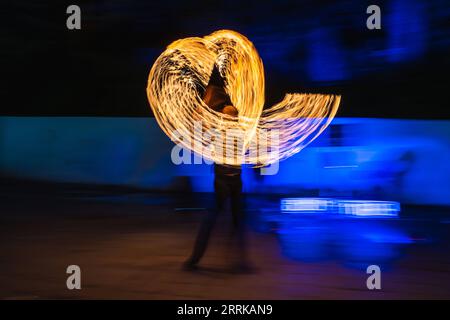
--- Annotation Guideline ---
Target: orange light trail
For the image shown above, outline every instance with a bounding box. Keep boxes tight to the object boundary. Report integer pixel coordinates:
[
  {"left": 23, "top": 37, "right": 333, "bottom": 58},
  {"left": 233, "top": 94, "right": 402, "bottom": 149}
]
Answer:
[{"left": 147, "top": 30, "right": 340, "bottom": 166}]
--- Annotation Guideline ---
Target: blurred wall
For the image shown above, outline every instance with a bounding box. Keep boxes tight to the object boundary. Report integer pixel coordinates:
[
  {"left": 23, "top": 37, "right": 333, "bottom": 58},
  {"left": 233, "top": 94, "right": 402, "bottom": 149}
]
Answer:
[{"left": 1, "top": 117, "right": 449, "bottom": 205}]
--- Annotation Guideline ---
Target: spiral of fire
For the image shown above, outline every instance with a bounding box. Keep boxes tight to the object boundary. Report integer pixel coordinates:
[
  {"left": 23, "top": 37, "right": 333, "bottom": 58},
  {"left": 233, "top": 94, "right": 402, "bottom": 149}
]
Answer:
[{"left": 147, "top": 30, "right": 340, "bottom": 167}]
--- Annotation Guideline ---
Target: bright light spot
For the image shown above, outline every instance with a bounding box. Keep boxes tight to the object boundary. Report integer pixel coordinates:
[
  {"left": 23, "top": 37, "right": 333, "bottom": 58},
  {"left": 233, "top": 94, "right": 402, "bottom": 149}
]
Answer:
[{"left": 280, "top": 198, "right": 400, "bottom": 218}]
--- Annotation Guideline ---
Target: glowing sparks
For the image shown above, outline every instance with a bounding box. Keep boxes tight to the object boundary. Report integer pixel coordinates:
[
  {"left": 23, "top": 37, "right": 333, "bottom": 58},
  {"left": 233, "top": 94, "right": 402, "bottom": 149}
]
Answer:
[{"left": 146, "top": 30, "right": 341, "bottom": 166}]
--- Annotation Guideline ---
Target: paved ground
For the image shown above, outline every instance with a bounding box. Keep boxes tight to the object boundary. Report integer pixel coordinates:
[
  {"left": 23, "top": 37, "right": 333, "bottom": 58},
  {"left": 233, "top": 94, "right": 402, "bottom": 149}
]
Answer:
[{"left": 1, "top": 187, "right": 450, "bottom": 299}]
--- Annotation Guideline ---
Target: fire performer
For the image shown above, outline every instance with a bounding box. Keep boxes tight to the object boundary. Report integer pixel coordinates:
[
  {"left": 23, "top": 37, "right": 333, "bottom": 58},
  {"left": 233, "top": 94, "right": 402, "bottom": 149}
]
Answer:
[{"left": 183, "top": 66, "right": 252, "bottom": 273}]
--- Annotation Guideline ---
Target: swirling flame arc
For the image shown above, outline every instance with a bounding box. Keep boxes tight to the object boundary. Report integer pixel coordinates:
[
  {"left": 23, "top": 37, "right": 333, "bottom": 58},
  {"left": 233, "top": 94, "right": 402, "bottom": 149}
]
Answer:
[{"left": 147, "top": 30, "right": 341, "bottom": 167}]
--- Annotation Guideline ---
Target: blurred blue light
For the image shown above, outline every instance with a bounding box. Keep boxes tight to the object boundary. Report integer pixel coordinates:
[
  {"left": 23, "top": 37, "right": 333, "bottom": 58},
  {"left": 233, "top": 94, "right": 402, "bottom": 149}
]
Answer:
[
  {"left": 337, "top": 200, "right": 400, "bottom": 218},
  {"left": 280, "top": 198, "right": 334, "bottom": 212},
  {"left": 280, "top": 198, "right": 400, "bottom": 218},
  {"left": 1, "top": 117, "right": 449, "bottom": 206},
  {"left": 387, "top": 0, "right": 427, "bottom": 62},
  {"left": 307, "top": 28, "right": 348, "bottom": 82}
]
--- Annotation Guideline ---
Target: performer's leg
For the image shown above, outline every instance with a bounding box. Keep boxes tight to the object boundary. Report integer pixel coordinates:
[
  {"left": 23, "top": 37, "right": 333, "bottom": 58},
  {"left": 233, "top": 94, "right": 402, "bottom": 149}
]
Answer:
[
  {"left": 230, "top": 177, "right": 250, "bottom": 270},
  {"left": 185, "top": 177, "right": 228, "bottom": 267}
]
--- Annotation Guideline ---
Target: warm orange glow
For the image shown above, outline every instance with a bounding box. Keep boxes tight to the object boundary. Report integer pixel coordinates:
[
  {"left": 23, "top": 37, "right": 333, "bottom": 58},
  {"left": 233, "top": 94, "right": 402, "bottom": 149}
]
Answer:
[{"left": 147, "top": 30, "right": 340, "bottom": 166}]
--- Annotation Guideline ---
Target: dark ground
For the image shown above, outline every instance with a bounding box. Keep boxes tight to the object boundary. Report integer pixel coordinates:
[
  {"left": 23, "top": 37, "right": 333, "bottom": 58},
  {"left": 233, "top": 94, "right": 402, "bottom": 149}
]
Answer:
[{"left": 1, "top": 182, "right": 450, "bottom": 299}]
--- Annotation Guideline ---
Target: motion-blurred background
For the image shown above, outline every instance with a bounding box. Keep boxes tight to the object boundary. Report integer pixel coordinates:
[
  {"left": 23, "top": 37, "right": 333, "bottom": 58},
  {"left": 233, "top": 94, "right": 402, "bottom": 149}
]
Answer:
[{"left": 1, "top": 0, "right": 450, "bottom": 299}]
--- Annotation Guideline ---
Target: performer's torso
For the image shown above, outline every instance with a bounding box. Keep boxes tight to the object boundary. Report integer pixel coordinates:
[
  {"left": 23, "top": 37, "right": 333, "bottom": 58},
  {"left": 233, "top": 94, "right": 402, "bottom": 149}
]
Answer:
[{"left": 214, "top": 163, "right": 242, "bottom": 177}]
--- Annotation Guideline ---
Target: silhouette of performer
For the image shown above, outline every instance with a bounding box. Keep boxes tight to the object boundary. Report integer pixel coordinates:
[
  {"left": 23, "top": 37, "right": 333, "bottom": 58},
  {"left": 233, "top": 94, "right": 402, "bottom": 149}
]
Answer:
[{"left": 183, "top": 66, "right": 251, "bottom": 273}]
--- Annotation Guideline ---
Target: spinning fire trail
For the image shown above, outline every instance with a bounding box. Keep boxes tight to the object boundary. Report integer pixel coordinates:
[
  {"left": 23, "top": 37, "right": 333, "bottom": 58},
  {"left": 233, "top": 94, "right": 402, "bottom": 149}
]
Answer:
[{"left": 147, "top": 30, "right": 341, "bottom": 166}]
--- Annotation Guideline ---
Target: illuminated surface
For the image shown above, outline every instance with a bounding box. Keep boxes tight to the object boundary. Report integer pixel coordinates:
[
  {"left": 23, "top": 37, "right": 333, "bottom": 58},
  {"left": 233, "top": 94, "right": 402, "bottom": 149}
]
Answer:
[{"left": 147, "top": 30, "right": 340, "bottom": 166}]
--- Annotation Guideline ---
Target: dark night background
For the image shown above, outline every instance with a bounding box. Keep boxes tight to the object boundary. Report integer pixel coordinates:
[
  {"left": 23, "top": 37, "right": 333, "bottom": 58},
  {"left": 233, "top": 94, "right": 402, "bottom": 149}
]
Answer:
[{"left": 2, "top": 0, "right": 450, "bottom": 118}]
